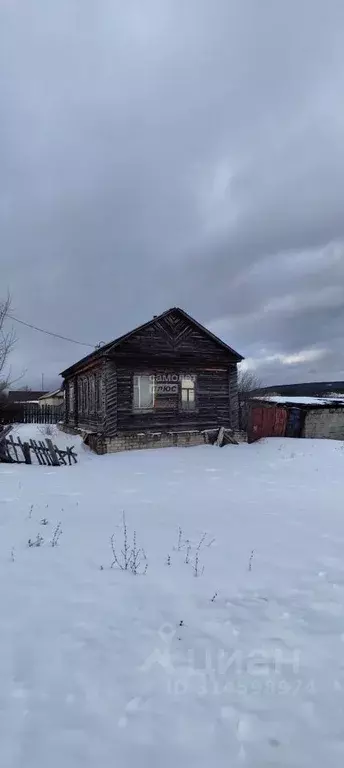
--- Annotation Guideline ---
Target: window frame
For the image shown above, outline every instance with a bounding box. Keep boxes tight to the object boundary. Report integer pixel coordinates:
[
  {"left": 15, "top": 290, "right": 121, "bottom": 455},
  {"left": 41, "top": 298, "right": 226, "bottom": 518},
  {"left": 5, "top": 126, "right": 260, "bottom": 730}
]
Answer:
[
  {"left": 133, "top": 374, "right": 156, "bottom": 412},
  {"left": 180, "top": 375, "right": 196, "bottom": 410}
]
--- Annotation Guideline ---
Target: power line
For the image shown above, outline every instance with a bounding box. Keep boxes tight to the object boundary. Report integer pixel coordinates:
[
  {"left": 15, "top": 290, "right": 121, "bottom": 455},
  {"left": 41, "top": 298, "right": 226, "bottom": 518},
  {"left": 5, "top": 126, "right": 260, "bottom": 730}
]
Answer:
[{"left": 8, "top": 314, "right": 95, "bottom": 348}]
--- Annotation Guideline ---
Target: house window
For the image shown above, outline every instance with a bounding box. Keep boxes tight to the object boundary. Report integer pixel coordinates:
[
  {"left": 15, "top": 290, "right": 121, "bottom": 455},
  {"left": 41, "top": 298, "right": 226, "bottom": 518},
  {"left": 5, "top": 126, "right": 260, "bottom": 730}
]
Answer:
[
  {"left": 180, "top": 376, "right": 196, "bottom": 409},
  {"left": 133, "top": 375, "right": 155, "bottom": 410}
]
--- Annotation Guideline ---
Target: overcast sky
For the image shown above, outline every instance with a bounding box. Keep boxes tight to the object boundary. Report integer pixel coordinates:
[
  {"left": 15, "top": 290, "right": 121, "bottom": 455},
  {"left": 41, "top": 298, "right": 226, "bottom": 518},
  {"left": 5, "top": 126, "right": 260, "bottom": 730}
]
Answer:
[{"left": 1, "top": 0, "right": 344, "bottom": 390}]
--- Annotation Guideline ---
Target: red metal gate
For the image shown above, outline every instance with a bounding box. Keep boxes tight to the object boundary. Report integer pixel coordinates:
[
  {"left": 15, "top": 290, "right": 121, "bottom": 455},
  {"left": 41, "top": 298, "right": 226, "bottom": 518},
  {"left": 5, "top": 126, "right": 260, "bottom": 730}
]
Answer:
[{"left": 248, "top": 404, "right": 287, "bottom": 442}]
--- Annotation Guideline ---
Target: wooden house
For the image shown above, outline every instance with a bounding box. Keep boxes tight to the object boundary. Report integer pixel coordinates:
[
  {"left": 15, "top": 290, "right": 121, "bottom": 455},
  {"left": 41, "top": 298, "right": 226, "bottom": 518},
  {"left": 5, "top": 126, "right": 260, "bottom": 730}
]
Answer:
[
  {"left": 60, "top": 307, "right": 244, "bottom": 453},
  {"left": 38, "top": 388, "right": 65, "bottom": 407}
]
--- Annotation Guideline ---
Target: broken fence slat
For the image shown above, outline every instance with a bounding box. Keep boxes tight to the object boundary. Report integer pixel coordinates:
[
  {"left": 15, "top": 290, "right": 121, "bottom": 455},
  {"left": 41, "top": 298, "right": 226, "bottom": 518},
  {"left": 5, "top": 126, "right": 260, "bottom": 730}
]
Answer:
[
  {"left": 22, "top": 441, "right": 32, "bottom": 464},
  {"left": 45, "top": 439, "right": 60, "bottom": 467},
  {"left": 54, "top": 443, "right": 67, "bottom": 465},
  {"left": 29, "top": 439, "right": 43, "bottom": 465},
  {"left": 66, "top": 446, "right": 74, "bottom": 465},
  {"left": 39, "top": 440, "right": 51, "bottom": 465},
  {"left": 16, "top": 436, "right": 26, "bottom": 461},
  {"left": 1, "top": 433, "right": 78, "bottom": 466},
  {"left": 0, "top": 425, "right": 13, "bottom": 444},
  {"left": 6, "top": 444, "right": 14, "bottom": 462},
  {"left": 8, "top": 435, "right": 19, "bottom": 462},
  {"left": 37, "top": 440, "right": 50, "bottom": 465},
  {"left": 35, "top": 439, "right": 47, "bottom": 465},
  {"left": 66, "top": 445, "right": 77, "bottom": 464}
]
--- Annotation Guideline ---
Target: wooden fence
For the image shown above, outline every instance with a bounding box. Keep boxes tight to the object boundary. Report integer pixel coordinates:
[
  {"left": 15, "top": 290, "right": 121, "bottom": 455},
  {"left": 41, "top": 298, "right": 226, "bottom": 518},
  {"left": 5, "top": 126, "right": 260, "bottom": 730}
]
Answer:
[
  {"left": 0, "top": 403, "right": 64, "bottom": 425},
  {"left": 0, "top": 431, "right": 77, "bottom": 466}
]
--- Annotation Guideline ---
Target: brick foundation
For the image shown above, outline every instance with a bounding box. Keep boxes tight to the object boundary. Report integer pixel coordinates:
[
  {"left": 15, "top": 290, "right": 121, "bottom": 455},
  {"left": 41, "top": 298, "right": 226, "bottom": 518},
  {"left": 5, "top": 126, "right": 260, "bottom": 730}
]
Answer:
[
  {"left": 102, "top": 430, "right": 207, "bottom": 454},
  {"left": 59, "top": 424, "right": 247, "bottom": 454}
]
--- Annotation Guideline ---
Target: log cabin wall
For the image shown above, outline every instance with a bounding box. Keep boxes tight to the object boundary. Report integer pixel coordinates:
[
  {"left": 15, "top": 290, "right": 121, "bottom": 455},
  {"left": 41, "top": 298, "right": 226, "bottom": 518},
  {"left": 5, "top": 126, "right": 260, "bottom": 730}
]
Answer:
[
  {"left": 104, "top": 359, "right": 117, "bottom": 437},
  {"left": 64, "top": 361, "right": 105, "bottom": 431},
  {"left": 229, "top": 364, "right": 239, "bottom": 430},
  {"left": 114, "top": 363, "right": 232, "bottom": 433}
]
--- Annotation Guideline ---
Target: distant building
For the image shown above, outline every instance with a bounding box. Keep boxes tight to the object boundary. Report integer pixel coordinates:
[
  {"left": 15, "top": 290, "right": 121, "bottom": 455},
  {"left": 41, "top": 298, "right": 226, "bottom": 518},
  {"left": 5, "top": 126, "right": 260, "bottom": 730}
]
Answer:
[
  {"left": 7, "top": 390, "right": 48, "bottom": 404},
  {"left": 38, "top": 388, "right": 64, "bottom": 407},
  {"left": 248, "top": 394, "right": 344, "bottom": 442}
]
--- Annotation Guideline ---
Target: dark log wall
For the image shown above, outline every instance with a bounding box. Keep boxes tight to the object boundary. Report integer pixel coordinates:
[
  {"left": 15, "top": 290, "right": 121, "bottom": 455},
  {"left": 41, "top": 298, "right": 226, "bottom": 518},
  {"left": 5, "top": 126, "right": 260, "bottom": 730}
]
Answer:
[
  {"left": 64, "top": 361, "right": 105, "bottom": 431},
  {"left": 104, "top": 359, "right": 117, "bottom": 436},
  {"left": 229, "top": 364, "right": 239, "bottom": 430},
  {"left": 116, "top": 364, "right": 232, "bottom": 432}
]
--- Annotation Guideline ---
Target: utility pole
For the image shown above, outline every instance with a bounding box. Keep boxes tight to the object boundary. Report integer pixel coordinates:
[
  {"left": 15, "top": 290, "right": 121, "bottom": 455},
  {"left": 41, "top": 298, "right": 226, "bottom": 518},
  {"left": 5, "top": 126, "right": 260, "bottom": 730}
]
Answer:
[{"left": 41, "top": 373, "right": 44, "bottom": 391}]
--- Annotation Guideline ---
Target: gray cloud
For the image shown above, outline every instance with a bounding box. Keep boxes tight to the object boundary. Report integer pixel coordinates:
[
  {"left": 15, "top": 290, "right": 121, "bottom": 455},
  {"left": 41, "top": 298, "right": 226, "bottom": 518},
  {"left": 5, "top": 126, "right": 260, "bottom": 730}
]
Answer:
[{"left": 1, "top": 0, "right": 344, "bottom": 389}]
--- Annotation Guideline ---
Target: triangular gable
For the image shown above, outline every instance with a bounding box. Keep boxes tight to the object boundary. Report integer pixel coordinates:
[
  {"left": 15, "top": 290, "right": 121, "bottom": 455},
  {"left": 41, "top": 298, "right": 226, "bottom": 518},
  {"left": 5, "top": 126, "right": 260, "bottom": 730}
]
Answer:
[
  {"left": 60, "top": 307, "right": 243, "bottom": 377},
  {"left": 110, "top": 307, "right": 243, "bottom": 360}
]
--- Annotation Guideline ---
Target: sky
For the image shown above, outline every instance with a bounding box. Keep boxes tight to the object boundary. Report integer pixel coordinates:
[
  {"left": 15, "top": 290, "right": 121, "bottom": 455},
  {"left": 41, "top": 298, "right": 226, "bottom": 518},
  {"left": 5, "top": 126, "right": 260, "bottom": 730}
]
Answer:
[{"left": 1, "top": 0, "right": 344, "bottom": 391}]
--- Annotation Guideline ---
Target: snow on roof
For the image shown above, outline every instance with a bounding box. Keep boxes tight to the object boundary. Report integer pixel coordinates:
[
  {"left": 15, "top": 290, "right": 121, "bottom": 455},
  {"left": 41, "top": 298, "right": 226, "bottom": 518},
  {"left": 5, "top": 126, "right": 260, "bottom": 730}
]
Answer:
[
  {"left": 256, "top": 395, "right": 344, "bottom": 407},
  {"left": 38, "top": 388, "right": 63, "bottom": 400}
]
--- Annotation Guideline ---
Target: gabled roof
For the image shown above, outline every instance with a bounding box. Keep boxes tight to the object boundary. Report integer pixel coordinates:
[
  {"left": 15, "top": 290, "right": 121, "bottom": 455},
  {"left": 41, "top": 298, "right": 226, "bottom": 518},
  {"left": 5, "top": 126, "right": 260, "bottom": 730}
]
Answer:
[
  {"left": 60, "top": 307, "right": 244, "bottom": 377},
  {"left": 38, "top": 388, "right": 64, "bottom": 400}
]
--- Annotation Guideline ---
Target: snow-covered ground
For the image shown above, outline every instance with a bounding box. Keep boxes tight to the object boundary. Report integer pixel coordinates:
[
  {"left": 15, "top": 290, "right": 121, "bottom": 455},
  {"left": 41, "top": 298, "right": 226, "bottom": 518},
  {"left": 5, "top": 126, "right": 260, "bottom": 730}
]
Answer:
[{"left": 1, "top": 425, "right": 344, "bottom": 767}]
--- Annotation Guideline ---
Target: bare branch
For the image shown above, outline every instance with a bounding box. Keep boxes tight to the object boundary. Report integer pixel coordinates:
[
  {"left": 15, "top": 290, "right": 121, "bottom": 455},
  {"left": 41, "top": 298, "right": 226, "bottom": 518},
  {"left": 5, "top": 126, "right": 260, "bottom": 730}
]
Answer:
[
  {"left": 237, "top": 367, "right": 263, "bottom": 399},
  {"left": 237, "top": 366, "right": 266, "bottom": 431},
  {"left": 0, "top": 293, "right": 17, "bottom": 392}
]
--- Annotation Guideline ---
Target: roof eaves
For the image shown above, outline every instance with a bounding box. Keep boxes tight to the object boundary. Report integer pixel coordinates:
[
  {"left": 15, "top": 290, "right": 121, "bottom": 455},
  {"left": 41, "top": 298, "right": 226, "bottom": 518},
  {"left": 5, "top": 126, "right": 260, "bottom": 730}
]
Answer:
[{"left": 60, "top": 306, "right": 244, "bottom": 376}]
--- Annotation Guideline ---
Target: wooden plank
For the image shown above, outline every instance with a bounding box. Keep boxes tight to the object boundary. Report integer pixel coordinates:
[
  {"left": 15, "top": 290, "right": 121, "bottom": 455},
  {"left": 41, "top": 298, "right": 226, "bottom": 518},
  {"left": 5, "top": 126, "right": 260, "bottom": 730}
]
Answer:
[
  {"left": 0, "top": 427, "right": 13, "bottom": 462},
  {"left": 0, "top": 425, "right": 13, "bottom": 444},
  {"left": 37, "top": 439, "right": 50, "bottom": 464},
  {"left": 29, "top": 439, "right": 43, "bottom": 464},
  {"left": 22, "top": 441, "right": 32, "bottom": 464},
  {"left": 45, "top": 439, "right": 60, "bottom": 466},
  {"left": 38, "top": 440, "right": 51, "bottom": 465},
  {"left": 65, "top": 445, "right": 77, "bottom": 464},
  {"left": 215, "top": 426, "right": 225, "bottom": 447},
  {"left": 56, "top": 446, "right": 67, "bottom": 465},
  {"left": 7, "top": 434, "right": 19, "bottom": 462},
  {"left": 222, "top": 429, "right": 238, "bottom": 446},
  {"left": 16, "top": 436, "right": 27, "bottom": 462}
]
